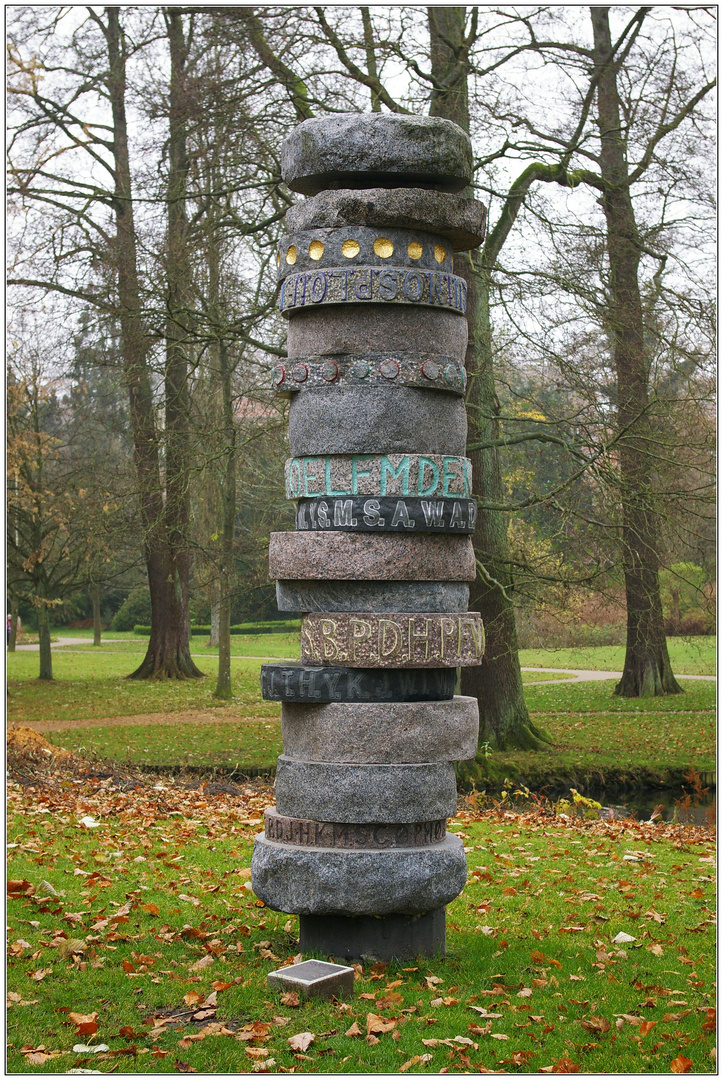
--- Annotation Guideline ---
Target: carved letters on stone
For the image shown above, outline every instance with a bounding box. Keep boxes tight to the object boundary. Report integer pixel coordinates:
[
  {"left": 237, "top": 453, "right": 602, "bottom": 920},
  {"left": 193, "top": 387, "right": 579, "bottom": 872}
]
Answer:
[
  {"left": 285, "top": 454, "right": 472, "bottom": 501},
  {"left": 300, "top": 612, "right": 485, "bottom": 667},
  {"left": 279, "top": 266, "right": 467, "bottom": 316},
  {"left": 296, "top": 496, "right": 477, "bottom": 533},
  {"left": 265, "top": 810, "right": 447, "bottom": 849}
]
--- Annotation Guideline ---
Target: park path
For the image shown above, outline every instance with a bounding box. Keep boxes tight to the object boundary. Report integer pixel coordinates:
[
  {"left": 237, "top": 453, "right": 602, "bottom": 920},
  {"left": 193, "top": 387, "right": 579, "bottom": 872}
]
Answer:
[{"left": 12, "top": 638, "right": 716, "bottom": 681}]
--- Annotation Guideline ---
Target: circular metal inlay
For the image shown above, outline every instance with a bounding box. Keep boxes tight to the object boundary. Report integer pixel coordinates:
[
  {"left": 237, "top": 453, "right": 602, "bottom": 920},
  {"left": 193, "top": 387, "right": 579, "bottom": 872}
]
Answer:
[
  {"left": 351, "top": 361, "right": 370, "bottom": 379},
  {"left": 379, "top": 359, "right": 400, "bottom": 380},
  {"left": 309, "top": 240, "right": 325, "bottom": 261},
  {"left": 286, "top": 245, "right": 297, "bottom": 265},
  {"left": 321, "top": 361, "right": 339, "bottom": 382},
  {"left": 292, "top": 363, "right": 309, "bottom": 383},
  {"left": 341, "top": 239, "right": 360, "bottom": 259},
  {"left": 407, "top": 241, "right": 423, "bottom": 260},
  {"left": 273, "top": 364, "right": 286, "bottom": 386},
  {"left": 373, "top": 237, "right": 394, "bottom": 259},
  {"left": 421, "top": 360, "right": 440, "bottom": 381},
  {"left": 434, "top": 245, "right": 447, "bottom": 264},
  {"left": 445, "top": 363, "right": 462, "bottom": 388}
]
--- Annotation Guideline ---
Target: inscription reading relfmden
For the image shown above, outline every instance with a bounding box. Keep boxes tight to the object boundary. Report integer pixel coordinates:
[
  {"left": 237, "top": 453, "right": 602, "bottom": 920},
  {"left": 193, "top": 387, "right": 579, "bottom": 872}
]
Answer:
[
  {"left": 279, "top": 266, "right": 467, "bottom": 315},
  {"left": 285, "top": 454, "right": 472, "bottom": 501},
  {"left": 300, "top": 612, "right": 485, "bottom": 668}
]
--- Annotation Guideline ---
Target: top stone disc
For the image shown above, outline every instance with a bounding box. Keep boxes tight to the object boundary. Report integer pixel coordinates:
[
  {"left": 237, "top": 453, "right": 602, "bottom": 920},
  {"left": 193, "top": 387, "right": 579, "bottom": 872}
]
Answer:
[{"left": 282, "top": 114, "right": 473, "bottom": 196}]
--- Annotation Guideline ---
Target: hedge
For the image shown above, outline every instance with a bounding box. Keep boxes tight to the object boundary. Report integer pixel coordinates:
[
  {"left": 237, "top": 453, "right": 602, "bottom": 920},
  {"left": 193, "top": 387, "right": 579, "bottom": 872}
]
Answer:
[{"left": 132, "top": 620, "right": 301, "bottom": 636}]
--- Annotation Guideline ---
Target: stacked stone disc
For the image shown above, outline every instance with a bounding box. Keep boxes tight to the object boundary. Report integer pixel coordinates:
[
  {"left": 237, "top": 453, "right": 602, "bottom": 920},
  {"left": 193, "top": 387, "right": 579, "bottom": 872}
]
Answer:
[{"left": 252, "top": 113, "right": 487, "bottom": 962}]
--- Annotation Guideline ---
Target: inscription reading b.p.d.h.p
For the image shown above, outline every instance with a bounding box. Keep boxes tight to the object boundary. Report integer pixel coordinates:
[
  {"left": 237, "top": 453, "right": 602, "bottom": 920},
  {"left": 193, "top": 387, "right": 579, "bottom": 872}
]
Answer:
[{"left": 279, "top": 266, "right": 467, "bottom": 315}]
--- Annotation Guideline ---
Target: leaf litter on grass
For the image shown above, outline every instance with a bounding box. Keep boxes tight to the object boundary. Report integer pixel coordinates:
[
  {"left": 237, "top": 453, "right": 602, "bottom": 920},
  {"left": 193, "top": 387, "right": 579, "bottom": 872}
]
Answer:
[{"left": 6, "top": 744, "right": 716, "bottom": 1074}]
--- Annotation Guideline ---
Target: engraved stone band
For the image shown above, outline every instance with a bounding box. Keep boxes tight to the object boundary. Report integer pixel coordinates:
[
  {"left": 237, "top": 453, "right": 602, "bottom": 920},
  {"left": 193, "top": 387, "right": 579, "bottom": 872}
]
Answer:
[
  {"left": 277, "top": 227, "right": 454, "bottom": 280},
  {"left": 273, "top": 354, "right": 467, "bottom": 396},
  {"left": 285, "top": 454, "right": 472, "bottom": 500},
  {"left": 260, "top": 663, "right": 457, "bottom": 703},
  {"left": 264, "top": 809, "right": 448, "bottom": 849},
  {"left": 280, "top": 265, "right": 467, "bottom": 316},
  {"left": 300, "top": 611, "right": 485, "bottom": 668},
  {"left": 269, "top": 532, "right": 476, "bottom": 582},
  {"left": 281, "top": 697, "right": 480, "bottom": 764},
  {"left": 296, "top": 496, "right": 477, "bottom": 533}
]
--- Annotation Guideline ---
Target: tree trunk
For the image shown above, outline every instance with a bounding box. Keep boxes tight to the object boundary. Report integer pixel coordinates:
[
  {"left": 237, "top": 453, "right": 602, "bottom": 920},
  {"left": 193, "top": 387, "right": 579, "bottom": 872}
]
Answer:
[
  {"left": 104, "top": 8, "right": 202, "bottom": 680},
  {"left": 461, "top": 262, "right": 549, "bottom": 748},
  {"left": 209, "top": 597, "right": 220, "bottom": 648},
  {"left": 591, "top": 7, "right": 682, "bottom": 697},
  {"left": 91, "top": 584, "right": 102, "bottom": 646},
  {"left": 428, "top": 7, "right": 542, "bottom": 748},
  {"left": 37, "top": 604, "right": 52, "bottom": 680},
  {"left": 8, "top": 596, "right": 19, "bottom": 652}
]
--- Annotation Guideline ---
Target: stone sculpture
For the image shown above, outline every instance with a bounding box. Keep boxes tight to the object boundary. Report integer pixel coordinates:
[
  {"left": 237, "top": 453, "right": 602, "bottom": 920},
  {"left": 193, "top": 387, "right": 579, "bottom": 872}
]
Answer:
[{"left": 252, "top": 112, "right": 486, "bottom": 961}]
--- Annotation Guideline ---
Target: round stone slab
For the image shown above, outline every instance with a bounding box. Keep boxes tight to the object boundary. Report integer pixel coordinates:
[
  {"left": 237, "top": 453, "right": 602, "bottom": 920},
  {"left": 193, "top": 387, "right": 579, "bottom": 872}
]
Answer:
[
  {"left": 296, "top": 497, "right": 477, "bottom": 533},
  {"left": 273, "top": 354, "right": 467, "bottom": 396},
  {"left": 280, "top": 265, "right": 467, "bottom": 317},
  {"left": 260, "top": 663, "right": 457, "bottom": 703},
  {"left": 285, "top": 454, "right": 472, "bottom": 501},
  {"left": 287, "top": 305, "right": 468, "bottom": 360},
  {"left": 300, "top": 611, "right": 485, "bottom": 668},
  {"left": 277, "top": 226, "right": 454, "bottom": 281},
  {"left": 276, "top": 580, "right": 469, "bottom": 614},
  {"left": 288, "top": 386, "right": 467, "bottom": 457},
  {"left": 252, "top": 832, "right": 467, "bottom": 916},
  {"left": 274, "top": 757, "right": 458, "bottom": 822},
  {"left": 268, "top": 532, "right": 476, "bottom": 582},
  {"left": 281, "top": 113, "right": 473, "bottom": 195},
  {"left": 264, "top": 809, "right": 448, "bottom": 849},
  {"left": 280, "top": 696, "right": 479, "bottom": 764},
  {"left": 285, "top": 187, "right": 486, "bottom": 252}
]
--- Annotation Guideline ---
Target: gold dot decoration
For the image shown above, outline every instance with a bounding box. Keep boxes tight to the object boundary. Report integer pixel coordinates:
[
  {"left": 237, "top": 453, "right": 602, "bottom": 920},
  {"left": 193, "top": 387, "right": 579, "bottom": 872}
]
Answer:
[
  {"left": 286, "top": 245, "right": 297, "bottom": 265},
  {"left": 309, "top": 240, "right": 325, "bottom": 261},
  {"left": 434, "top": 245, "right": 447, "bottom": 264},
  {"left": 341, "top": 239, "right": 360, "bottom": 259},
  {"left": 407, "top": 241, "right": 423, "bottom": 260},
  {"left": 373, "top": 237, "right": 394, "bottom": 259}
]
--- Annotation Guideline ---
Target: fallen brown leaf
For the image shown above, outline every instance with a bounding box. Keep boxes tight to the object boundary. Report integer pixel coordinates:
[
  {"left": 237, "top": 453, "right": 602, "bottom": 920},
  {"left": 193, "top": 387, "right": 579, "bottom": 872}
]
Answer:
[
  {"left": 287, "top": 1032, "right": 314, "bottom": 1052},
  {"left": 367, "top": 1013, "right": 396, "bottom": 1034},
  {"left": 280, "top": 991, "right": 300, "bottom": 1007},
  {"left": 345, "top": 1022, "right": 363, "bottom": 1037},
  {"left": 670, "top": 1054, "right": 694, "bottom": 1074}
]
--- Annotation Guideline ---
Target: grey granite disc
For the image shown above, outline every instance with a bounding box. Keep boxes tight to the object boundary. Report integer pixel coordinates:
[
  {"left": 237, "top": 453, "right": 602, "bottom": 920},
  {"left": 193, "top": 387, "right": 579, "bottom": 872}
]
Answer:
[
  {"left": 286, "top": 302, "right": 468, "bottom": 360},
  {"left": 276, "top": 580, "right": 469, "bottom": 614},
  {"left": 274, "top": 756, "right": 458, "bottom": 823},
  {"left": 285, "top": 187, "right": 486, "bottom": 251},
  {"left": 281, "top": 113, "right": 473, "bottom": 195},
  {"left": 288, "top": 386, "right": 467, "bottom": 456},
  {"left": 269, "top": 531, "right": 476, "bottom": 582},
  {"left": 251, "top": 832, "right": 468, "bottom": 915},
  {"left": 280, "top": 696, "right": 479, "bottom": 764}
]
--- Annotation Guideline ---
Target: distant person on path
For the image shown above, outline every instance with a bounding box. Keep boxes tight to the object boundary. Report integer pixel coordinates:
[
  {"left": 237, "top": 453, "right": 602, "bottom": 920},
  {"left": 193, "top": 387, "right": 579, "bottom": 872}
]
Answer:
[{"left": 7, "top": 614, "right": 11, "bottom": 643}]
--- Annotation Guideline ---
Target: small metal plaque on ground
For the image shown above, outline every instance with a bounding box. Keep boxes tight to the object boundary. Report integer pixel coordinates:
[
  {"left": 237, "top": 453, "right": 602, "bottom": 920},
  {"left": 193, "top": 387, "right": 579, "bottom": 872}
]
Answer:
[{"left": 267, "top": 959, "right": 354, "bottom": 1000}]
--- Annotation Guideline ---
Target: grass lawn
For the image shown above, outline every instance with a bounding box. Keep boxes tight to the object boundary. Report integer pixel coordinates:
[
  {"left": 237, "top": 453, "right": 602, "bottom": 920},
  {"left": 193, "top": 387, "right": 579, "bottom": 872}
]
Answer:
[
  {"left": 6, "top": 777, "right": 716, "bottom": 1074},
  {"left": 46, "top": 680, "right": 715, "bottom": 783},
  {"left": 519, "top": 637, "right": 716, "bottom": 677}
]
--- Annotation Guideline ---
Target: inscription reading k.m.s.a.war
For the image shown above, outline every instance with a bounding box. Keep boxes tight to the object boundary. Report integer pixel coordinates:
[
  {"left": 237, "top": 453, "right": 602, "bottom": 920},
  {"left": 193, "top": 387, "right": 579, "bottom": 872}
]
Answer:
[
  {"left": 264, "top": 809, "right": 447, "bottom": 849},
  {"left": 279, "top": 266, "right": 467, "bottom": 315},
  {"left": 296, "top": 497, "right": 477, "bottom": 533},
  {"left": 285, "top": 454, "right": 472, "bottom": 500},
  {"left": 300, "top": 612, "right": 485, "bottom": 668}
]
